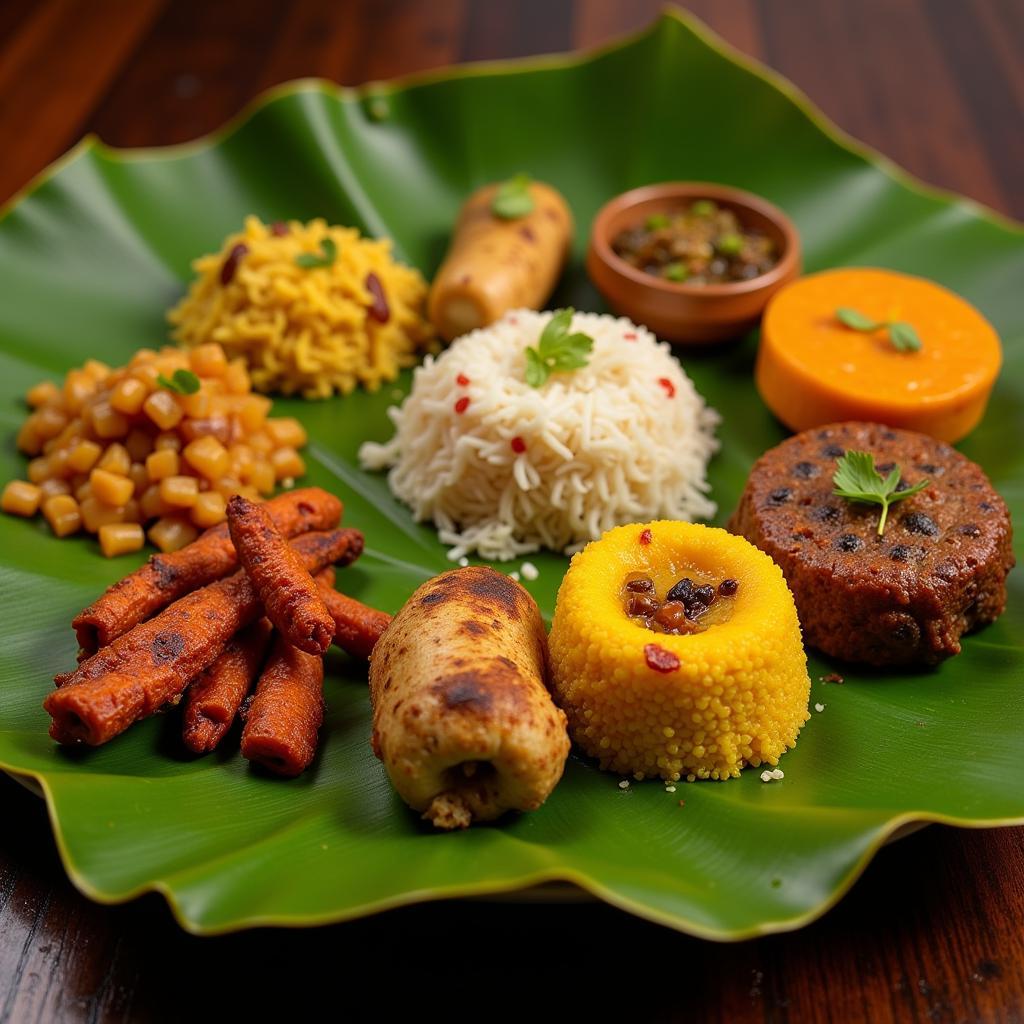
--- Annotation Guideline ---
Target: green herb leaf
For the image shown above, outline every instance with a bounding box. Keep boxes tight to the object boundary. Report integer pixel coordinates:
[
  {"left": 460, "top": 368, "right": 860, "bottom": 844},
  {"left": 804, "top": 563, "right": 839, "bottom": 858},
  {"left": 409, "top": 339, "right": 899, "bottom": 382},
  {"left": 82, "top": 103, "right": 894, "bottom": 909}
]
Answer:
[
  {"left": 664, "top": 262, "right": 689, "bottom": 283},
  {"left": 889, "top": 321, "right": 922, "bottom": 352},
  {"left": 524, "top": 308, "right": 594, "bottom": 388},
  {"left": 645, "top": 213, "right": 669, "bottom": 230},
  {"left": 836, "top": 307, "right": 883, "bottom": 331},
  {"left": 835, "top": 307, "right": 924, "bottom": 353},
  {"left": 295, "top": 237, "right": 337, "bottom": 269},
  {"left": 524, "top": 347, "right": 546, "bottom": 388},
  {"left": 832, "top": 450, "right": 929, "bottom": 535},
  {"left": 690, "top": 199, "right": 716, "bottom": 217},
  {"left": 491, "top": 173, "right": 534, "bottom": 219},
  {"left": 156, "top": 368, "right": 201, "bottom": 395}
]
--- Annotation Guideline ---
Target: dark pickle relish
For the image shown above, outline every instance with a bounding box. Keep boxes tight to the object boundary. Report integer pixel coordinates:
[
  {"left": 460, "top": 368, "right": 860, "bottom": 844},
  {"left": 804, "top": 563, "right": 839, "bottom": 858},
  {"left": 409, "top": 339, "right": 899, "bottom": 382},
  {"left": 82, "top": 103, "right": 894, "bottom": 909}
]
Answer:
[{"left": 621, "top": 573, "right": 740, "bottom": 635}]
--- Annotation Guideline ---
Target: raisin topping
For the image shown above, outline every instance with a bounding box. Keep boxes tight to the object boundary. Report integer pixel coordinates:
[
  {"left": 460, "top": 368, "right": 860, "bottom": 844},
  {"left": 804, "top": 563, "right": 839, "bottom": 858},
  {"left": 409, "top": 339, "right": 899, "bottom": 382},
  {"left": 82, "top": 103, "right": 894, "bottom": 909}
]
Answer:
[
  {"left": 822, "top": 444, "right": 845, "bottom": 458},
  {"left": 219, "top": 243, "right": 248, "bottom": 285},
  {"left": 628, "top": 594, "right": 660, "bottom": 618},
  {"left": 889, "top": 544, "right": 913, "bottom": 562},
  {"left": 768, "top": 487, "right": 792, "bottom": 505},
  {"left": 625, "top": 574, "right": 655, "bottom": 593},
  {"left": 718, "top": 578, "right": 739, "bottom": 596},
  {"left": 836, "top": 534, "right": 863, "bottom": 553},
  {"left": 958, "top": 523, "right": 981, "bottom": 538},
  {"left": 666, "top": 578, "right": 694, "bottom": 603},
  {"left": 365, "top": 271, "right": 390, "bottom": 323},
  {"left": 653, "top": 602, "right": 690, "bottom": 633},
  {"left": 815, "top": 505, "right": 842, "bottom": 524},
  {"left": 793, "top": 461, "right": 818, "bottom": 479}
]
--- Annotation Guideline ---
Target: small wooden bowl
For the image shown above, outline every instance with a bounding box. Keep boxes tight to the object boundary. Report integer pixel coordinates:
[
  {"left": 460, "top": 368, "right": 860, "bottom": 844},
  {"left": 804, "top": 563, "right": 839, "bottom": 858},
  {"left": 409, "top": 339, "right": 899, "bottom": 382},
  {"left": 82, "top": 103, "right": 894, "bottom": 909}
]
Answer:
[{"left": 586, "top": 182, "right": 802, "bottom": 343}]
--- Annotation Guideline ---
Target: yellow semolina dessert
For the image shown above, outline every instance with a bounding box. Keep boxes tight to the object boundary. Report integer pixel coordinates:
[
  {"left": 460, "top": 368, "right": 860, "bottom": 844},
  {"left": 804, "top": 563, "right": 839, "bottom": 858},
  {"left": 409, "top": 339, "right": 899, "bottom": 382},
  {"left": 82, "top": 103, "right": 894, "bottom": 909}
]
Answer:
[{"left": 548, "top": 521, "right": 810, "bottom": 782}]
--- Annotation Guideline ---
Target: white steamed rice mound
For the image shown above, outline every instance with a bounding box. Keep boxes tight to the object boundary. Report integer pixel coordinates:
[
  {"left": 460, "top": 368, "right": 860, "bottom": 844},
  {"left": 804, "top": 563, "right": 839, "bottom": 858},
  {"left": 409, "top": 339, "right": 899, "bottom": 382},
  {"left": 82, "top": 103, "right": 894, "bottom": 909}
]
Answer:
[{"left": 358, "top": 309, "right": 720, "bottom": 561}]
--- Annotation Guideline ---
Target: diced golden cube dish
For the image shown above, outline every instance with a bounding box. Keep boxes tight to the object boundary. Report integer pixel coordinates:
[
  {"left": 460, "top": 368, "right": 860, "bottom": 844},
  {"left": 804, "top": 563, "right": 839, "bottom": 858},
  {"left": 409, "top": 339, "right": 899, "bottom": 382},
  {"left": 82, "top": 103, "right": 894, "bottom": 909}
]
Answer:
[{"left": 3, "top": 181, "right": 1013, "bottom": 830}]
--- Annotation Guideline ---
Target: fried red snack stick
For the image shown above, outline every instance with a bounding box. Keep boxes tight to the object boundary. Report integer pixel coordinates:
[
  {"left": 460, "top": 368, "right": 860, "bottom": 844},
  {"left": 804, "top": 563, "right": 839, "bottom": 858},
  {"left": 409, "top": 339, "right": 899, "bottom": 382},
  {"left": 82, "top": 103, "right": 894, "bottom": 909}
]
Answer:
[
  {"left": 314, "top": 572, "right": 392, "bottom": 660},
  {"left": 72, "top": 487, "right": 343, "bottom": 654},
  {"left": 227, "top": 495, "right": 335, "bottom": 656},
  {"left": 56, "top": 528, "right": 361, "bottom": 687},
  {"left": 240, "top": 634, "right": 324, "bottom": 777},
  {"left": 45, "top": 529, "right": 362, "bottom": 746},
  {"left": 181, "top": 620, "right": 272, "bottom": 754}
]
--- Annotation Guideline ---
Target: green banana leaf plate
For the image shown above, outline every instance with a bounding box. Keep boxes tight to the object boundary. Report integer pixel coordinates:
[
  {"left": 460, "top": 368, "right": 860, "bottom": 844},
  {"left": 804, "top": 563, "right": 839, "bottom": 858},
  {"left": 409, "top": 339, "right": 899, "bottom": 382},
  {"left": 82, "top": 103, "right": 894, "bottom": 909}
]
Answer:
[{"left": 0, "top": 10, "right": 1021, "bottom": 939}]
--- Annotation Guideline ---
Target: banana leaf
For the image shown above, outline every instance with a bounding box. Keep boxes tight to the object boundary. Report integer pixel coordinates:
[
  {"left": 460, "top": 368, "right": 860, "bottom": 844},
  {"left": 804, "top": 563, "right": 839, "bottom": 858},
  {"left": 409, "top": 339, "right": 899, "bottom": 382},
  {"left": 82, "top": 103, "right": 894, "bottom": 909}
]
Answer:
[{"left": 0, "top": 9, "right": 1021, "bottom": 938}]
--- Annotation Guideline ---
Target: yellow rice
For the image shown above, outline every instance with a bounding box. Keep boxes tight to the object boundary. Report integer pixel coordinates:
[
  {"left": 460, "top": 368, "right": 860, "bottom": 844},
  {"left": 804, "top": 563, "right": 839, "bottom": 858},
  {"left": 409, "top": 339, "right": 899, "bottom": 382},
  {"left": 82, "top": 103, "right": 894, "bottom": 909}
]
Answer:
[{"left": 168, "top": 216, "right": 433, "bottom": 399}]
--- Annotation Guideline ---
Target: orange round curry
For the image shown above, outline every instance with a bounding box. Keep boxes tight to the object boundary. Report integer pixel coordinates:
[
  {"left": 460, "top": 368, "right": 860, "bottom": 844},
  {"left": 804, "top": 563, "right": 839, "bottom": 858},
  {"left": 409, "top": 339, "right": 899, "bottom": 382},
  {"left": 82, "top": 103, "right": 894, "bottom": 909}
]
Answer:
[{"left": 756, "top": 268, "right": 1001, "bottom": 443}]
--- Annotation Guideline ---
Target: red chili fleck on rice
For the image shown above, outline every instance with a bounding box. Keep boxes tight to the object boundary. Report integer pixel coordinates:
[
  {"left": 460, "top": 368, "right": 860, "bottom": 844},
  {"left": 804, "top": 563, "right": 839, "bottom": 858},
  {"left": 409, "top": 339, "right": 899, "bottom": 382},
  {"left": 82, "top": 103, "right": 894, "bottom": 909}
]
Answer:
[
  {"left": 510, "top": 436, "right": 526, "bottom": 454},
  {"left": 658, "top": 378, "right": 676, "bottom": 398},
  {"left": 454, "top": 396, "right": 470, "bottom": 415},
  {"left": 624, "top": 332, "right": 637, "bottom": 341},
  {"left": 639, "top": 528, "right": 652, "bottom": 545},
  {"left": 644, "top": 643, "right": 679, "bottom": 673},
  {"left": 456, "top": 373, "right": 470, "bottom": 386}
]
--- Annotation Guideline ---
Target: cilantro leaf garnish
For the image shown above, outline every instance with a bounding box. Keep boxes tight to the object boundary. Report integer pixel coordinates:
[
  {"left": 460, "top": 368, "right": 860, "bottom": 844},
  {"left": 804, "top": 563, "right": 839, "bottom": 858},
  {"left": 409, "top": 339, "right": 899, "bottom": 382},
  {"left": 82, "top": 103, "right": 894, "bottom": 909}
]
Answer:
[
  {"left": 295, "top": 237, "right": 337, "bottom": 269},
  {"left": 491, "top": 173, "right": 535, "bottom": 220},
  {"left": 524, "top": 308, "right": 593, "bottom": 388},
  {"left": 835, "top": 307, "right": 923, "bottom": 353},
  {"left": 832, "top": 450, "right": 929, "bottom": 535},
  {"left": 156, "top": 368, "right": 201, "bottom": 395}
]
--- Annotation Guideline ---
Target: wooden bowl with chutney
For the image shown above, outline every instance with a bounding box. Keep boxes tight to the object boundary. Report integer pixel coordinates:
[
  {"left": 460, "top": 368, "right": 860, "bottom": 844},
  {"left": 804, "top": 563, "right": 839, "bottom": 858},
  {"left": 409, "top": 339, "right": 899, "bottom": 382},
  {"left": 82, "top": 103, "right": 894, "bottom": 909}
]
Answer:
[{"left": 587, "top": 182, "right": 801, "bottom": 343}]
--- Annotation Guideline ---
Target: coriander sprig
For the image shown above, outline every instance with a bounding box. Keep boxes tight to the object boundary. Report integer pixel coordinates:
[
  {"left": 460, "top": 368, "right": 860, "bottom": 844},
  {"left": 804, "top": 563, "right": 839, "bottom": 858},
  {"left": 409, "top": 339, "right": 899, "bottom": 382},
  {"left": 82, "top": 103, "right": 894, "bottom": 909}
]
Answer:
[
  {"left": 524, "top": 308, "right": 593, "bottom": 388},
  {"left": 157, "top": 368, "right": 201, "bottom": 395},
  {"left": 835, "top": 307, "right": 923, "bottom": 353},
  {"left": 492, "top": 173, "right": 535, "bottom": 220},
  {"left": 295, "top": 237, "right": 337, "bottom": 269},
  {"left": 832, "top": 450, "right": 929, "bottom": 536}
]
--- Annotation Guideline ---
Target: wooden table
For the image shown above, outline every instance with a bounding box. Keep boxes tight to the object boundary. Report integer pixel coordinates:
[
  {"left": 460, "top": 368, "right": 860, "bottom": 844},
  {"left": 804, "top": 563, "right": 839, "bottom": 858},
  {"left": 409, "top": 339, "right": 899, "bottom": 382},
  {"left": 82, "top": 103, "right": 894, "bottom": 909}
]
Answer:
[{"left": 1, "top": 2, "right": 1021, "bottom": 1020}]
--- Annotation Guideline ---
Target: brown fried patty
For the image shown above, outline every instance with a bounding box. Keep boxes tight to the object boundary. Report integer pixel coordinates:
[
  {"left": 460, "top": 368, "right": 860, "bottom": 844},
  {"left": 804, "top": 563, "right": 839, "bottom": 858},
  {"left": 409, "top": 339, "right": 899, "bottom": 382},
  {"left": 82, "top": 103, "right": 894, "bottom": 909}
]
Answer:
[{"left": 728, "top": 422, "right": 1014, "bottom": 666}]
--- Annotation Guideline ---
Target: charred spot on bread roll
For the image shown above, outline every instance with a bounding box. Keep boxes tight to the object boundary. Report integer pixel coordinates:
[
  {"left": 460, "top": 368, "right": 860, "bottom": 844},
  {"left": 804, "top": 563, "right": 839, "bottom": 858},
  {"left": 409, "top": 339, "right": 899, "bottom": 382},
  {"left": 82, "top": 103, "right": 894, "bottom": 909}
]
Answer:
[{"left": 368, "top": 566, "right": 568, "bottom": 829}]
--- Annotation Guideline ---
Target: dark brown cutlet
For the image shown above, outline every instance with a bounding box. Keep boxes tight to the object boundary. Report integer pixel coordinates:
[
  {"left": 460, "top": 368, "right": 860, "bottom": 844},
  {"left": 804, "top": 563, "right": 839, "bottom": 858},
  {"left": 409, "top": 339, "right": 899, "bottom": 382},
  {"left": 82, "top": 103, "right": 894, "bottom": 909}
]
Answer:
[{"left": 728, "top": 422, "right": 1014, "bottom": 666}]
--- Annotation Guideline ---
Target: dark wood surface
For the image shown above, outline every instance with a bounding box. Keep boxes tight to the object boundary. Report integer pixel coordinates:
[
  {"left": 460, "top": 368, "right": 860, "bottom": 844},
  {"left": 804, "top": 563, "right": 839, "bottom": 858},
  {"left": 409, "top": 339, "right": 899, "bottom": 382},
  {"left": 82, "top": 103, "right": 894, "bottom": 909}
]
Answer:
[{"left": 1, "top": 2, "right": 1022, "bottom": 1021}]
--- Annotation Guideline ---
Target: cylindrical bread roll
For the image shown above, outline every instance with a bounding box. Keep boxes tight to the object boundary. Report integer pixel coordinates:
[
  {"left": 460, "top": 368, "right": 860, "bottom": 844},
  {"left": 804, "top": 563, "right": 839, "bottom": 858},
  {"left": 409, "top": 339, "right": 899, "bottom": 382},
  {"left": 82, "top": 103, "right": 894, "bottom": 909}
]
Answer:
[
  {"left": 428, "top": 181, "right": 573, "bottom": 341},
  {"left": 369, "top": 566, "right": 569, "bottom": 829}
]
